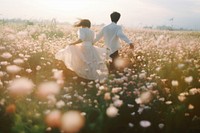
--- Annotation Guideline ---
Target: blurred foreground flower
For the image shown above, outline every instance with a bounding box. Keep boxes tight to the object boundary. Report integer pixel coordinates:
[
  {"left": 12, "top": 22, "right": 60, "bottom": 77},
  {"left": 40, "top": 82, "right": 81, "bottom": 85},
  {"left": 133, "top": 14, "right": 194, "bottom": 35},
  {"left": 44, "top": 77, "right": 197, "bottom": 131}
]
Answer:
[
  {"left": 114, "top": 57, "right": 129, "bottom": 69},
  {"left": 1, "top": 52, "right": 12, "bottom": 59},
  {"left": 7, "top": 77, "right": 35, "bottom": 97},
  {"left": 6, "top": 104, "right": 16, "bottom": 114},
  {"left": 106, "top": 105, "right": 119, "bottom": 118},
  {"left": 61, "top": 111, "right": 85, "bottom": 133},
  {"left": 6, "top": 65, "right": 22, "bottom": 74},
  {"left": 36, "top": 81, "right": 60, "bottom": 99},
  {"left": 45, "top": 110, "right": 62, "bottom": 128}
]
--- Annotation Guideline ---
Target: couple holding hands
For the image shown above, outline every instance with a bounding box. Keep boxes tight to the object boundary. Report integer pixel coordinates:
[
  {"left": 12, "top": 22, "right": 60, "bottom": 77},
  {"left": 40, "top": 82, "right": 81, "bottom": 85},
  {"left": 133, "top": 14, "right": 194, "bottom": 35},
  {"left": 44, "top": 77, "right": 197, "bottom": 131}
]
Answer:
[{"left": 55, "top": 12, "right": 134, "bottom": 80}]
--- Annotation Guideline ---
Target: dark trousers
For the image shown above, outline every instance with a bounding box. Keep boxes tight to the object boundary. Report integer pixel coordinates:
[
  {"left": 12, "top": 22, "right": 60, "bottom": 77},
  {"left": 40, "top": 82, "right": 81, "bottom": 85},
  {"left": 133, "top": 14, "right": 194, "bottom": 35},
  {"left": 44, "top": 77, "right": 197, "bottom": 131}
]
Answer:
[{"left": 109, "top": 51, "right": 119, "bottom": 71}]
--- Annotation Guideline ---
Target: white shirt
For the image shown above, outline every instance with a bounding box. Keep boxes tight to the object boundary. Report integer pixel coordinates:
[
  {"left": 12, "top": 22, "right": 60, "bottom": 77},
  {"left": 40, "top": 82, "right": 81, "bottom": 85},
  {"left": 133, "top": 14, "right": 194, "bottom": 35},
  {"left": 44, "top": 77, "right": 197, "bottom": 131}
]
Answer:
[
  {"left": 78, "top": 28, "right": 94, "bottom": 43},
  {"left": 94, "top": 22, "right": 132, "bottom": 55}
]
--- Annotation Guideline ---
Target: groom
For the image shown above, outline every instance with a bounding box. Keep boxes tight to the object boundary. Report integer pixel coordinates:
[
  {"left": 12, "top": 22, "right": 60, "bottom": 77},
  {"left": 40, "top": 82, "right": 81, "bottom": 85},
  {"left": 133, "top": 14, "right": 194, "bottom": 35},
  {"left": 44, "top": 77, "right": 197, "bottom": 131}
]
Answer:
[{"left": 94, "top": 11, "right": 134, "bottom": 71}]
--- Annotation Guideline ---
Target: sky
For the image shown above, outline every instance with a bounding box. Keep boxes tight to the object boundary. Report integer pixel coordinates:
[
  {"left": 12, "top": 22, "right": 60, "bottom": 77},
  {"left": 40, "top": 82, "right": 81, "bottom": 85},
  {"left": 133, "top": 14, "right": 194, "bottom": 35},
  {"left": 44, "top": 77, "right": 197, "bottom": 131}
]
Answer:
[{"left": 0, "top": 0, "right": 200, "bottom": 30}]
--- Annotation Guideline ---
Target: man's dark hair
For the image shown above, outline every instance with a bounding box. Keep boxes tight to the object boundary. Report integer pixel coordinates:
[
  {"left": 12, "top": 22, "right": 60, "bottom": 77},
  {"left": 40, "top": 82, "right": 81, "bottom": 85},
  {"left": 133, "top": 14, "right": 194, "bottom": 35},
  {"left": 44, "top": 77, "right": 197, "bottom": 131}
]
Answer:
[{"left": 110, "top": 12, "right": 121, "bottom": 23}]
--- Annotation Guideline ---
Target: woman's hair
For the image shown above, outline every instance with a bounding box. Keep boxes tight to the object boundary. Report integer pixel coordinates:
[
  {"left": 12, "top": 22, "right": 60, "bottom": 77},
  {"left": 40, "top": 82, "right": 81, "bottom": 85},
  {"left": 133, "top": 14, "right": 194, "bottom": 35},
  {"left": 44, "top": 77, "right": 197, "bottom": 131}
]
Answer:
[
  {"left": 74, "top": 19, "right": 91, "bottom": 28},
  {"left": 110, "top": 12, "right": 121, "bottom": 23}
]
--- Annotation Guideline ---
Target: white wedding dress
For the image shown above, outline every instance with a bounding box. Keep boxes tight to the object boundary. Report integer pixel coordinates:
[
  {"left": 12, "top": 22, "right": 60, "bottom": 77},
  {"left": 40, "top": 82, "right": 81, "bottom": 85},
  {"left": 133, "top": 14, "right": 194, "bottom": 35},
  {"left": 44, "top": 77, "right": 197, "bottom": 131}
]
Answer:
[{"left": 55, "top": 28, "right": 108, "bottom": 80}]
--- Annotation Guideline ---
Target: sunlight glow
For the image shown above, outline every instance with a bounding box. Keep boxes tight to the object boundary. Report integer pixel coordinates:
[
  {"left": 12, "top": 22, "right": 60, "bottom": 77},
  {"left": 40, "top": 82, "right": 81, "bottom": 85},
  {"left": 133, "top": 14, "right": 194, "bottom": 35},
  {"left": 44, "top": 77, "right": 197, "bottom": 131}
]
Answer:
[{"left": 0, "top": 0, "right": 200, "bottom": 29}]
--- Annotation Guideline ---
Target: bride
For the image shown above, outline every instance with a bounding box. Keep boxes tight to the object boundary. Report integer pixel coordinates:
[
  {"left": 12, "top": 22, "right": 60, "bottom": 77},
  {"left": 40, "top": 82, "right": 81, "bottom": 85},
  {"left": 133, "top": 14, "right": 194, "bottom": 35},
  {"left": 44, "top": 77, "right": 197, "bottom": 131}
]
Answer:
[{"left": 55, "top": 19, "right": 108, "bottom": 80}]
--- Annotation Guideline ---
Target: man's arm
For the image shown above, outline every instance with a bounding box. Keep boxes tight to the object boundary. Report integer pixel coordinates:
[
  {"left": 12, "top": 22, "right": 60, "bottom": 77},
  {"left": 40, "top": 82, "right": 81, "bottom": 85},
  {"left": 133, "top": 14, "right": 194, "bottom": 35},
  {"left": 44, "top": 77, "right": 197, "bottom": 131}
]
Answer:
[
  {"left": 117, "top": 27, "right": 132, "bottom": 44},
  {"left": 117, "top": 27, "right": 134, "bottom": 49}
]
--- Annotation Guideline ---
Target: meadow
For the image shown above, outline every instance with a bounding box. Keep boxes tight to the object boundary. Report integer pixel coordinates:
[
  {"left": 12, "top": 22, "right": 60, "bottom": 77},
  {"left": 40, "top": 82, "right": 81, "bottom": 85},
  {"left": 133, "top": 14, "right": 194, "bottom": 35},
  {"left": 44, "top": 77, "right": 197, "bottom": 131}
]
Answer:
[{"left": 0, "top": 20, "right": 200, "bottom": 133}]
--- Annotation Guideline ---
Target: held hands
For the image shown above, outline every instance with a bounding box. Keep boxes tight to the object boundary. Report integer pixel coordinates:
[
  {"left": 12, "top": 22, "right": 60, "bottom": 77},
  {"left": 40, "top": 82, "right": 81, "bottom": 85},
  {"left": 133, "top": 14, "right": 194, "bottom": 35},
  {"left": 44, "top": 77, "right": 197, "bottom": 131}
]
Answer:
[
  {"left": 69, "top": 43, "right": 74, "bottom": 45},
  {"left": 69, "top": 39, "right": 82, "bottom": 46},
  {"left": 129, "top": 43, "right": 134, "bottom": 49}
]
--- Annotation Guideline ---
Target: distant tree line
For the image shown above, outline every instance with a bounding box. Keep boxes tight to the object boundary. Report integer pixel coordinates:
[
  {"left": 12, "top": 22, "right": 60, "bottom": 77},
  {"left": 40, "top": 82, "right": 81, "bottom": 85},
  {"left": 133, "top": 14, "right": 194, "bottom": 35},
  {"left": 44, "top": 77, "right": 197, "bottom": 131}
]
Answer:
[{"left": 143, "top": 25, "right": 197, "bottom": 31}]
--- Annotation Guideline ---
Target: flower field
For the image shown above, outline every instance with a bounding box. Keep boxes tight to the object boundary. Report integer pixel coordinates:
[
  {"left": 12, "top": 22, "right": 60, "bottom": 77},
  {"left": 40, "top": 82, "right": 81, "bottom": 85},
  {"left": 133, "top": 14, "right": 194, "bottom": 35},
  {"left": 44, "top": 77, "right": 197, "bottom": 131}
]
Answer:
[{"left": 0, "top": 21, "right": 200, "bottom": 133}]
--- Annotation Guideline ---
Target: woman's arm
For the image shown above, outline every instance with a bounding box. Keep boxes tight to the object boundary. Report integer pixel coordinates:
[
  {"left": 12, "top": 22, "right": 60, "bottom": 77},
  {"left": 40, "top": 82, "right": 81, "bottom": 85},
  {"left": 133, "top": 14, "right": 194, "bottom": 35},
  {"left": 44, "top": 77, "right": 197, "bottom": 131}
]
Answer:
[{"left": 69, "top": 39, "right": 82, "bottom": 45}]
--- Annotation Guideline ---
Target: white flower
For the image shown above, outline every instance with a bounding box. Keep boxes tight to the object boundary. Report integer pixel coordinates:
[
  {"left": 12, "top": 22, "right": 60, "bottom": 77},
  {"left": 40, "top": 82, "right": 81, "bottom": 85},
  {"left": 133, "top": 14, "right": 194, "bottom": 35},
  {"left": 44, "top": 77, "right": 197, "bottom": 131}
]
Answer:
[
  {"left": 177, "top": 64, "right": 185, "bottom": 69},
  {"left": 140, "top": 120, "right": 151, "bottom": 128},
  {"left": 0, "top": 61, "right": 9, "bottom": 66},
  {"left": 112, "top": 87, "right": 122, "bottom": 94},
  {"left": 184, "top": 76, "right": 193, "bottom": 84},
  {"left": 80, "top": 81, "right": 86, "bottom": 86},
  {"left": 6, "top": 34, "right": 16, "bottom": 41},
  {"left": 104, "top": 92, "right": 111, "bottom": 100},
  {"left": 189, "top": 88, "right": 198, "bottom": 95},
  {"left": 99, "top": 85, "right": 105, "bottom": 90},
  {"left": 155, "top": 67, "right": 161, "bottom": 71},
  {"left": 128, "top": 123, "right": 134, "bottom": 127},
  {"left": 17, "top": 31, "right": 28, "bottom": 39},
  {"left": 18, "top": 53, "right": 24, "bottom": 58},
  {"left": 7, "top": 77, "right": 35, "bottom": 97},
  {"left": 0, "top": 71, "right": 5, "bottom": 78},
  {"left": 113, "top": 99, "right": 123, "bottom": 107},
  {"left": 13, "top": 58, "right": 24, "bottom": 65},
  {"left": 95, "top": 83, "right": 100, "bottom": 88},
  {"left": 158, "top": 123, "right": 164, "bottom": 129},
  {"left": 0, "top": 98, "right": 5, "bottom": 106},
  {"left": 106, "top": 105, "right": 118, "bottom": 118},
  {"left": 136, "top": 91, "right": 153, "bottom": 104},
  {"left": 56, "top": 100, "right": 65, "bottom": 108},
  {"left": 72, "top": 76, "right": 78, "bottom": 80},
  {"left": 188, "top": 104, "right": 194, "bottom": 110},
  {"left": 36, "top": 81, "right": 60, "bottom": 99},
  {"left": 36, "top": 65, "right": 42, "bottom": 71},
  {"left": 135, "top": 98, "right": 142, "bottom": 104},
  {"left": 38, "top": 33, "right": 46, "bottom": 41},
  {"left": 26, "top": 69, "right": 32, "bottom": 73},
  {"left": 131, "top": 112, "right": 136, "bottom": 116},
  {"left": 0, "top": 46, "right": 6, "bottom": 50},
  {"left": 53, "top": 70, "right": 63, "bottom": 80},
  {"left": 171, "top": 80, "right": 179, "bottom": 87},
  {"left": 96, "top": 70, "right": 103, "bottom": 75},
  {"left": 1, "top": 52, "right": 12, "bottom": 59},
  {"left": 138, "top": 107, "right": 144, "bottom": 114},
  {"left": 139, "top": 72, "right": 146, "bottom": 79},
  {"left": 6, "top": 65, "right": 22, "bottom": 74},
  {"left": 111, "top": 96, "right": 120, "bottom": 104},
  {"left": 178, "top": 94, "right": 186, "bottom": 102},
  {"left": 158, "top": 97, "right": 165, "bottom": 101},
  {"left": 47, "top": 95, "right": 57, "bottom": 105},
  {"left": 128, "top": 104, "right": 134, "bottom": 108},
  {"left": 165, "top": 101, "right": 172, "bottom": 105}
]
